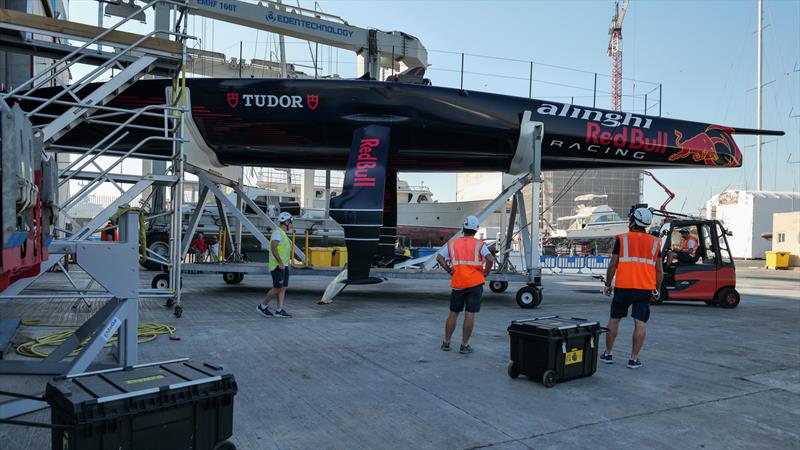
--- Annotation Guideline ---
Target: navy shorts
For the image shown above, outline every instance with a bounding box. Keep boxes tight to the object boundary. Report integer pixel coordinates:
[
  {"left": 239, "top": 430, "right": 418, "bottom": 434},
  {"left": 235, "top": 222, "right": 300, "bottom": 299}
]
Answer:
[
  {"left": 450, "top": 285, "right": 483, "bottom": 313},
  {"left": 610, "top": 288, "right": 651, "bottom": 322},
  {"left": 271, "top": 267, "right": 289, "bottom": 288}
]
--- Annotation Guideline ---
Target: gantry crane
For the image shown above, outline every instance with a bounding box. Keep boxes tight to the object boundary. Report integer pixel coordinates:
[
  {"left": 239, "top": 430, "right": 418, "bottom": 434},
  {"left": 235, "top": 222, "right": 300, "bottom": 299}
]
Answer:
[{"left": 607, "top": 0, "right": 629, "bottom": 112}]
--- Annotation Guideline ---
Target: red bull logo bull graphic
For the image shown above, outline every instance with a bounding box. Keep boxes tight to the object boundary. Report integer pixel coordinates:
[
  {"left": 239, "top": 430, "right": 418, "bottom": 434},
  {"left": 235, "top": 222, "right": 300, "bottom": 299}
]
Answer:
[{"left": 669, "top": 125, "right": 741, "bottom": 167}]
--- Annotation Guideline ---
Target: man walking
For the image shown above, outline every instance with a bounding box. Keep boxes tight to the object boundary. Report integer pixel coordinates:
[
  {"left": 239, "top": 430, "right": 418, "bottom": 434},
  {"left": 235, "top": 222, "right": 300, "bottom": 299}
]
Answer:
[
  {"left": 601, "top": 207, "right": 663, "bottom": 369},
  {"left": 436, "top": 215, "right": 494, "bottom": 354},
  {"left": 257, "top": 212, "right": 294, "bottom": 318}
]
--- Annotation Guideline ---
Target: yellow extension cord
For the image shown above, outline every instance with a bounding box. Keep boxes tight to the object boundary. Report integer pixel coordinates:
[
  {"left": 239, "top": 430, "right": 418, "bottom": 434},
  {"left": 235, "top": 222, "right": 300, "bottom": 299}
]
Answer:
[{"left": 16, "top": 320, "right": 176, "bottom": 358}]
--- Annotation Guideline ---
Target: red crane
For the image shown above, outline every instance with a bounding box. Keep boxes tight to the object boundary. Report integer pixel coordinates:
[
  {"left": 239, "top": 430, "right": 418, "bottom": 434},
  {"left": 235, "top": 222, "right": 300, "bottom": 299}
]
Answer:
[
  {"left": 642, "top": 170, "right": 675, "bottom": 211},
  {"left": 608, "top": 0, "right": 629, "bottom": 112}
]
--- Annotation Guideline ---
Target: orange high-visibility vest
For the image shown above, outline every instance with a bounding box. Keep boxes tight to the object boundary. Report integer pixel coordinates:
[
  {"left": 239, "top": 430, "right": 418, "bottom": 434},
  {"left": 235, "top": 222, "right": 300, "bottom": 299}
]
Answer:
[
  {"left": 616, "top": 231, "right": 659, "bottom": 290},
  {"left": 681, "top": 238, "right": 697, "bottom": 255},
  {"left": 447, "top": 237, "right": 486, "bottom": 289}
]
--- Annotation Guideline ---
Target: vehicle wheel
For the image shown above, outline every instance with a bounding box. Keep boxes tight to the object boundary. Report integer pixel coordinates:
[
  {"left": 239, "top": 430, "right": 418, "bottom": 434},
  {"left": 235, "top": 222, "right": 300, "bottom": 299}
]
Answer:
[
  {"left": 489, "top": 280, "right": 509, "bottom": 293},
  {"left": 151, "top": 273, "right": 169, "bottom": 290},
  {"left": 235, "top": 273, "right": 245, "bottom": 283},
  {"left": 142, "top": 232, "right": 169, "bottom": 271},
  {"left": 507, "top": 361, "right": 519, "bottom": 379},
  {"left": 223, "top": 272, "right": 241, "bottom": 284},
  {"left": 165, "top": 297, "right": 175, "bottom": 308},
  {"left": 542, "top": 369, "right": 556, "bottom": 388},
  {"left": 213, "top": 440, "right": 236, "bottom": 450},
  {"left": 516, "top": 286, "right": 542, "bottom": 309},
  {"left": 174, "top": 305, "right": 183, "bottom": 318},
  {"left": 704, "top": 301, "right": 717, "bottom": 306},
  {"left": 716, "top": 287, "right": 740, "bottom": 309}
]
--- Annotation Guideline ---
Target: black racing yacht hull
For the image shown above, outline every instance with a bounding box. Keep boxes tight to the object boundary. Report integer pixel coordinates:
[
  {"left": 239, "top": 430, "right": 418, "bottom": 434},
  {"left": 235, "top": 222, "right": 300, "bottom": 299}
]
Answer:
[{"left": 20, "top": 78, "right": 783, "bottom": 284}]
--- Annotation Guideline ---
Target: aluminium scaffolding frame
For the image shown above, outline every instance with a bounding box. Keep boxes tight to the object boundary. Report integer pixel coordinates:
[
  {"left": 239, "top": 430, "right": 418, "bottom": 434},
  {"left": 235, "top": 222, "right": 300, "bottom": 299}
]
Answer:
[
  {"left": 0, "top": 0, "right": 194, "bottom": 419},
  {"left": 0, "top": 0, "right": 193, "bottom": 315}
]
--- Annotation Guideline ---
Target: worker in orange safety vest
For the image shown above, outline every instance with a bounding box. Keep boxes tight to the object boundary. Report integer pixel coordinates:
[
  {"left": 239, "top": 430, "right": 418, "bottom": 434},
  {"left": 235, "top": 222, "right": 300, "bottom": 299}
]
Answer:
[
  {"left": 436, "top": 215, "right": 494, "bottom": 354},
  {"left": 600, "top": 207, "right": 663, "bottom": 369}
]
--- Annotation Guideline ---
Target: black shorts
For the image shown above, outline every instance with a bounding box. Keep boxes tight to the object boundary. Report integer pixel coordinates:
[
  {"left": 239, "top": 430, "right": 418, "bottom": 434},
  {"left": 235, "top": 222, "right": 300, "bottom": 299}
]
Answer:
[
  {"left": 610, "top": 288, "right": 651, "bottom": 322},
  {"left": 450, "top": 285, "right": 483, "bottom": 313},
  {"left": 271, "top": 267, "right": 289, "bottom": 288}
]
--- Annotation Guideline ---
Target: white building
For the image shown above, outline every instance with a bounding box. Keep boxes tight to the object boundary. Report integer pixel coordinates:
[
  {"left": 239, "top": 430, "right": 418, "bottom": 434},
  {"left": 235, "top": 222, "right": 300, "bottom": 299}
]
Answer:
[{"left": 706, "top": 190, "right": 800, "bottom": 259}]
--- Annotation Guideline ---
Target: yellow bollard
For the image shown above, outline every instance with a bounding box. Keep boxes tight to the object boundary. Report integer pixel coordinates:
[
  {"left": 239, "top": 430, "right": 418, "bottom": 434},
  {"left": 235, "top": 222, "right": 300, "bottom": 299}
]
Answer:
[
  {"left": 304, "top": 230, "right": 310, "bottom": 267},
  {"left": 291, "top": 230, "right": 296, "bottom": 266}
]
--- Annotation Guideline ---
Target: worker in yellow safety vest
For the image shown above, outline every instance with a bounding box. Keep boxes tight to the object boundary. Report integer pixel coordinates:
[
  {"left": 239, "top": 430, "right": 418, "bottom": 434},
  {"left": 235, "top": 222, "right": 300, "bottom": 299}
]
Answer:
[
  {"left": 601, "top": 207, "right": 663, "bottom": 369},
  {"left": 257, "top": 212, "right": 294, "bottom": 318},
  {"left": 436, "top": 215, "right": 494, "bottom": 354}
]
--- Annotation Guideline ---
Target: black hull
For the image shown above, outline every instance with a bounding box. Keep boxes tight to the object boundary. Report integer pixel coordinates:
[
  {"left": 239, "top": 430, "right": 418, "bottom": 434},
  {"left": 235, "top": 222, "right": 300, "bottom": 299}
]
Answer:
[{"left": 22, "top": 78, "right": 782, "bottom": 172}]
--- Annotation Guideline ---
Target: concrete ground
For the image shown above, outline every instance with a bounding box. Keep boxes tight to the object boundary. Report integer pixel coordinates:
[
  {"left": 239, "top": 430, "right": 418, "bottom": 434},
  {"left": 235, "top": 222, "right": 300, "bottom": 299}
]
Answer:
[{"left": 1, "top": 266, "right": 798, "bottom": 449}]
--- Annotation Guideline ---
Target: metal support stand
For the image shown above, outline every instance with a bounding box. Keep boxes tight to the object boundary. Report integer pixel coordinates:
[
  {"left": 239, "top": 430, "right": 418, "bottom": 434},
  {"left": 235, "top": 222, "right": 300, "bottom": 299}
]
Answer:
[{"left": 0, "top": 212, "right": 141, "bottom": 419}]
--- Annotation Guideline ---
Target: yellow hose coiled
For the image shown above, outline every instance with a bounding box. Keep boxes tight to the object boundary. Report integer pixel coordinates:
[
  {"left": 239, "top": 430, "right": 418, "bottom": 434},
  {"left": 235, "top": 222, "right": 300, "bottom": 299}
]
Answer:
[{"left": 16, "top": 320, "right": 176, "bottom": 358}]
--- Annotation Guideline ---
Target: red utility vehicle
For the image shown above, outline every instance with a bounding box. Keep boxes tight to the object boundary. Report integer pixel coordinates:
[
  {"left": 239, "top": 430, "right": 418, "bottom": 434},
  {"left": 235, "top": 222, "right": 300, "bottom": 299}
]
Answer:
[{"left": 655, "top": 212, "right": 740, "bottom": 308}]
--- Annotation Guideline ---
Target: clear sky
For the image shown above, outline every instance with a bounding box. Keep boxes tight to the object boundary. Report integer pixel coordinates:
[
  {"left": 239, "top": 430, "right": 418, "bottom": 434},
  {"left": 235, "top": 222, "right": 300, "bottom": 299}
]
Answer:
[{"left": 71, "top": 0, "right": 800, "bottom": 214}]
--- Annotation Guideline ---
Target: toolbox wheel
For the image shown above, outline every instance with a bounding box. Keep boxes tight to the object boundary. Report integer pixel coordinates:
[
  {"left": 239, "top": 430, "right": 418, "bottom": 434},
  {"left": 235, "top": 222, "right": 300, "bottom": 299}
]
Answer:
[
  {"left": 542, "top": 369, "right": 556, "bottom": 388},
  {"left": 236, "top": 273, "right": 245, "bottom": 283},
  {"left": 151, "top": 273, "right": 169, "bottom": 290},
  {"left": 223, "top": 272, "right": 242, "bottom": 284},
  {"left": 507, "top": 361, "right": 519, "bottom": 379},
  {"left": 489, "top": 280, "right": 509, "bottom": 293},
  {"left": 516, "top": 287, "right": 541, "bottom": 309},
  {"left": 213, "top": 441, "right": 236, "bottom": 450},
  {"left": 165, "top": 297, "right": 175, "bottom": 308},
  {"left": 716, "top": 287, "right": 740, "bottom": 309},
  {"left": 173, "top": 305, "right": 183, "bottom": 318}
]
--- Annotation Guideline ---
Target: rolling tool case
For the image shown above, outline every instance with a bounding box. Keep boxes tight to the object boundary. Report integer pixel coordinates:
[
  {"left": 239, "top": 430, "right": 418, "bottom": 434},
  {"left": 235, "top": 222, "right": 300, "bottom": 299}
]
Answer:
[
  {"left": 507, "top": 316, "right": 602, "bottom": 388},
  {"left": 45, "top": 360, "right": 237, "bottom": 450}
]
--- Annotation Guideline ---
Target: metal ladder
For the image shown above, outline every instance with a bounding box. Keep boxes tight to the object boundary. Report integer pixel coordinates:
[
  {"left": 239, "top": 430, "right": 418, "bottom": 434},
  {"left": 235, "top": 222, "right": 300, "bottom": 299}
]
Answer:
[{"left": 0, "top": 0, "right": 193, "bottom": 313}]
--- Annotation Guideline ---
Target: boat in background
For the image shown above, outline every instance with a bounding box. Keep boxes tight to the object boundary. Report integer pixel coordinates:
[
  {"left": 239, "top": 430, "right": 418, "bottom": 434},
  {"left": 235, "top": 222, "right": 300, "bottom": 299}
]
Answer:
[
  {"left": 396, "top": 181, "right": 490, "bottom": 247},
  {"left": 551, "top": 194, "right": 628, "bottom": 242}
]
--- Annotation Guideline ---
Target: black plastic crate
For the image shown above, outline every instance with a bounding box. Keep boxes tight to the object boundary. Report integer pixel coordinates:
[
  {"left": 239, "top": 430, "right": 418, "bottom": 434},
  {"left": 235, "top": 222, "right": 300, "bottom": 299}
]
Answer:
[
  {"left": 507, "top": 316, "right": 602, "bottom": 387},
  {"left": 45, "top": 360, "right": 237, "bottom": 450}
]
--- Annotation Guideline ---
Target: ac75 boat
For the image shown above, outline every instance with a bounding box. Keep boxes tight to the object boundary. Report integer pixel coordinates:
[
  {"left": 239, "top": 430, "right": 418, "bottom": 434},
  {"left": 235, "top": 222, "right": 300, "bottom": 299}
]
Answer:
[{"left": 23, "top": 78, "right": 784, "bottom": 283}]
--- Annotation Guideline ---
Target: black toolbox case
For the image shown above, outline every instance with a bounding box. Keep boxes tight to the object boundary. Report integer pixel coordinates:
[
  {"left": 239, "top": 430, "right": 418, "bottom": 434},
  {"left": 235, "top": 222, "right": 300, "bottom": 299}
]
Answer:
[
  {"left": 45, "top": 360, "right": 237, "bottom": 450},
  {"left": 507, "top": 316, "right": 603, "bottom": 387}
]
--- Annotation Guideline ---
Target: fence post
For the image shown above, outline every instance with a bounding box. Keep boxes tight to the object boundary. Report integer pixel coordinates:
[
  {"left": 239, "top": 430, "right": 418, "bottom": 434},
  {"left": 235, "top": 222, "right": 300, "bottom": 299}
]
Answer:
[
  {"left": 460, "top": 53, "right": 465, "bottom": 91},
  {"left": 528, "top": 61, "right": 533, "bottom": 98},
  {"left": 593, "top": 73, "right": 597, "bottom": 107},
  {"left": 659, "top": 84, "right": 663, "bottom": 116}
]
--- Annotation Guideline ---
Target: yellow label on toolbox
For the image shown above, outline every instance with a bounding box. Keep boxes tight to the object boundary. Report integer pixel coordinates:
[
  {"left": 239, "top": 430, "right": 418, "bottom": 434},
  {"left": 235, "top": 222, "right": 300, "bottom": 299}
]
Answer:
[
  {"left": 125, "top": 374, "right": 166, "bottom": 385},
  {"left": 565, "top": 348, "right": 583, "bottom": 365}
]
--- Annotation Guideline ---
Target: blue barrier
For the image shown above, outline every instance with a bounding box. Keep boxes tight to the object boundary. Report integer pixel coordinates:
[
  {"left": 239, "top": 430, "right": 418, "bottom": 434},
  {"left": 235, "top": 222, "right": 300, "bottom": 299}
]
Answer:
[
  {"left": 556, "top": 255, "right": 585, "bottom": 274},
  {"left": 540, "top": 255, "right": 559, "bottom": 271},
  {"left": 538, "top": 255, "right": 611, "bottom": 274},
  {"left": 585, "top": 256, "right": 611, "bottom": 273}
]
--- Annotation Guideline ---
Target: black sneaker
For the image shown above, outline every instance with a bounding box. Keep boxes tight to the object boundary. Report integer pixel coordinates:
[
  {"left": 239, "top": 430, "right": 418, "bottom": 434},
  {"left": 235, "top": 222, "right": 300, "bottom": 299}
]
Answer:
[
  {"left": 441, "top": 341, "right": 450, "bottom": 351},
  {"left": 600, "top": 352, "right": 614, "bottom": 364},
  {"left": 274, "top": 309, "right": 292, "bottom": 318},
  {"left": 627, "top": 358, "right": 643, "bottom": 369},
  {"left": 459, "top": 344, "right": 473, "bottom": 354},
  {"left": 257, "top": 304, "right": 273, "bottom": 317}
]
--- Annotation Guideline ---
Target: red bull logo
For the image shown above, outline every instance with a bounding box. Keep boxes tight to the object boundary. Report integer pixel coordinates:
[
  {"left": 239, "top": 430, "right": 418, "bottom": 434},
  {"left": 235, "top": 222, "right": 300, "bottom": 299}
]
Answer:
[
  {"left": 669, "top": 125, "right": 741, "bottom": 167},
  {"left": 354, "top": 138, "right": 380, "bottom": 187}
]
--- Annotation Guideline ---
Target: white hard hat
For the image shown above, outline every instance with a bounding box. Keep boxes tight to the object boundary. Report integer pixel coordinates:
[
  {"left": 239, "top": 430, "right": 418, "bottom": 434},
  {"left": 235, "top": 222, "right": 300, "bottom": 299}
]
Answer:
[
  {"left": 463, "top": 215, "right": 480, "bottom": 231},
  {"left": 631, "top": 207, "right": 653, "bottom": 227},
  {"left": 278, "top": 212, "right": 293, "bottom": 223}
]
